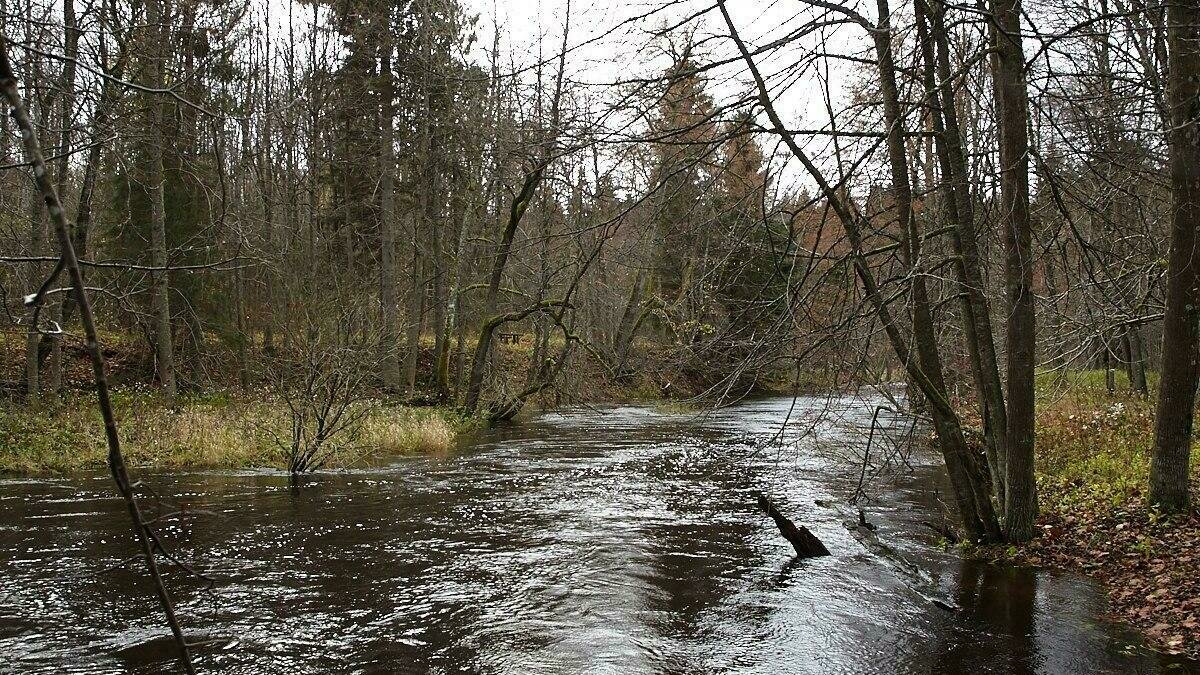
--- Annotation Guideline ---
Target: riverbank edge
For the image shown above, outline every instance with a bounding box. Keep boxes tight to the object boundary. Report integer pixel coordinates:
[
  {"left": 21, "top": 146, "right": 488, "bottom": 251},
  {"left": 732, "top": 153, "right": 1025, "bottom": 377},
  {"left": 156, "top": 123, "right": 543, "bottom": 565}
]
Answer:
[
  {"left": 1, "top": 326, "right": 807, "bottom": 474},
  {"left": 965, "top": 371, "right": 1200, "bottom": 660},
  {"left": 0, "top": 378, "right": 799, "bottom": 475},
  {"left": 0, "top": 390, "right": 474, "bottom": 474}
]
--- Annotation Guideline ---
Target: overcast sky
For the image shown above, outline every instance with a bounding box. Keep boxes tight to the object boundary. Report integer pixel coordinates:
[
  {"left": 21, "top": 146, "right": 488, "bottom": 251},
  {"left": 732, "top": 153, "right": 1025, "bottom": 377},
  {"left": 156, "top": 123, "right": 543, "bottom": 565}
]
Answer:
[{"left": 458, "top": 0, "right": 871, "bottom": 196}]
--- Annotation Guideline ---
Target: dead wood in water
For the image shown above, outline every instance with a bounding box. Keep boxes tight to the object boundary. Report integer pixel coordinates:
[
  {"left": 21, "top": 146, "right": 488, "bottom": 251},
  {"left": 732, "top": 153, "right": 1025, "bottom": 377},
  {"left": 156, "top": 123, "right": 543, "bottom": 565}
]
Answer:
[
  {"left": 817, "top": 501, "right": 960, "bottom": 612},
  {"left": 757, "top": 495, "right": 831, "bottom": 558}
]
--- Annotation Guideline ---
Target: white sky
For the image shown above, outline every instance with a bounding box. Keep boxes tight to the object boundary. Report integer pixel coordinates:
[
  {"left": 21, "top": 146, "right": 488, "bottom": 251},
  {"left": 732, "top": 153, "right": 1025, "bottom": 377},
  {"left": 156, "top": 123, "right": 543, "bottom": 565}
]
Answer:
[
  {"left": 460, "top": 0, "right": 873, "bottom": 196},
  {"left": 233, "top": 0, "right": 874, "bottom": 197}
]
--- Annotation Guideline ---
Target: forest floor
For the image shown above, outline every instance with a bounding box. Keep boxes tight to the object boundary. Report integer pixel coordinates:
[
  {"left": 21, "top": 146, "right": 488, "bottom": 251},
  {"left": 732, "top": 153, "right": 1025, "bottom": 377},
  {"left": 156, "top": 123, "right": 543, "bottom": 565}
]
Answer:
[{"left": 983, "top": 370, "right": 1200, "bottom": 659}]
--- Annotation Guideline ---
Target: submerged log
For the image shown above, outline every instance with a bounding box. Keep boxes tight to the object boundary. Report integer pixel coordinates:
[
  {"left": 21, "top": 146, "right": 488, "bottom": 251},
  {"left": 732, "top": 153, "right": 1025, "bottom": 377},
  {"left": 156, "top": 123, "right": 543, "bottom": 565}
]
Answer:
[
  {"left": 857, "top": 509, "right": 877, "bottom": 531},
  {"left": 757, "top": 494, "right": 831, "bottom": 558},
  {"left": 817, "top": 500, "right": 960, "bottom": 612}
]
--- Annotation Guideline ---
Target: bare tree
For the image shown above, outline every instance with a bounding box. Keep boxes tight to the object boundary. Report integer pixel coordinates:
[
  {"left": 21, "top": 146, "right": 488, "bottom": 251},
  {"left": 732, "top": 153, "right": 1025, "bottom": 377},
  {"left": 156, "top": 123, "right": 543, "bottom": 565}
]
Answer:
[
  {"left": 1149, "top": 0, "right": 1200, "bottom": 513},
  {"left": 143, "top": 0, "right": 176, "bottom": 401},
  {"left": 718, "top": 0, "right": 1003, "bottom": 543},
  {"left": 271, "top": 304, "right": 376, "bottom": 474},
  {"left": 992, "top": 0, "right": 1037, "bottom": 541}
]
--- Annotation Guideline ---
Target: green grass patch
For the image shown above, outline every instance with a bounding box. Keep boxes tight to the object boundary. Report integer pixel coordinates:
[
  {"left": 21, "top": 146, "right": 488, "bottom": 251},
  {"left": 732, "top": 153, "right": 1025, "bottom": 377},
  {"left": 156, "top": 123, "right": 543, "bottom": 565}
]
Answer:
[{"left": 1033, "top": 369, "right": 1198, "bottom": 512}]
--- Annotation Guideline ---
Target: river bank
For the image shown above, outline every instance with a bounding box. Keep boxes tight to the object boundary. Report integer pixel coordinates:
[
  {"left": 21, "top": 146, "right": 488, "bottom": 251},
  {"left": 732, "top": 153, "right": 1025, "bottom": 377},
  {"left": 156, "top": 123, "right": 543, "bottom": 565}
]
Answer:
[
  {"left": 6, "top": 331, "right": 1196, "bottom": 660},
  {"left": 982, "top": 371, "right": 1200, "bottom": 660},
  {"left": 0, "top": 330, "right": 793, "bottom": 474},
  {"left": 0, "top": 389, "right": 479, "bottom": 473}
]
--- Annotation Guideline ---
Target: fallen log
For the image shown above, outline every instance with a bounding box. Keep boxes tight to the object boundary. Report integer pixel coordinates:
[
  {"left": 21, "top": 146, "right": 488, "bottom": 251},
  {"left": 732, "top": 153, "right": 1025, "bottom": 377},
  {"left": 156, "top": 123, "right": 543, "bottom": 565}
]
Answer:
[
  {"left": 921, "top": 519, "right": 960, "bottom": 546},
  {"left": 757, "top": 494, "right": 831, "bottom": 558},
  {"left": 817, "top": 500, "right": 959, "bottom": 612},
  {"left": 857, "top": 509, "right": 877, "bottom": 531}
]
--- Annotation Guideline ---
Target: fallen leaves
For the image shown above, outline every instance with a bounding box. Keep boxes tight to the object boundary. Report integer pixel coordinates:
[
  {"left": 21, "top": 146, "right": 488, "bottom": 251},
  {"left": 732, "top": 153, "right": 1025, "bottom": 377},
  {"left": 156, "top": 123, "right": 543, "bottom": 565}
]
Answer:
[
  {"left": 965, "top": 376, "right": 1200, "bottom": 660},
  {"left": 1014, "top": 494, "right": 1200, "bottom": 659}
]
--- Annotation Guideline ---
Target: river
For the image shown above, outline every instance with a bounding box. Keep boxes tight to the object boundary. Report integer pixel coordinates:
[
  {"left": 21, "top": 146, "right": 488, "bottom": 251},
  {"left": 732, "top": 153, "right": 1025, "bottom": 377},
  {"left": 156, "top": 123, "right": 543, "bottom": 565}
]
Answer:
[{"left": 0, "top": 395, "right": 1195, "bottom": 674}]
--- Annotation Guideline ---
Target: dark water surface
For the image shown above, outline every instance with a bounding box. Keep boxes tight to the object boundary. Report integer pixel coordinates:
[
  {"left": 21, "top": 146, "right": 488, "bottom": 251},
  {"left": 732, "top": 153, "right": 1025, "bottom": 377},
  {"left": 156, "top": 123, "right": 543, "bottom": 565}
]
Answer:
[{"left": 0, "top": 396, "right": 1195, "bottom": 674}]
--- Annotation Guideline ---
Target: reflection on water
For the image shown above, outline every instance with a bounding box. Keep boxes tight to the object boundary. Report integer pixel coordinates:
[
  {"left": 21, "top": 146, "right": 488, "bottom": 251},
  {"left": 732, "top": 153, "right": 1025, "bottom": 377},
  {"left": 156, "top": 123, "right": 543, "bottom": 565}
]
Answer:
[{"left": 0, "top": 396, "right": 1194, "bottom": 674}]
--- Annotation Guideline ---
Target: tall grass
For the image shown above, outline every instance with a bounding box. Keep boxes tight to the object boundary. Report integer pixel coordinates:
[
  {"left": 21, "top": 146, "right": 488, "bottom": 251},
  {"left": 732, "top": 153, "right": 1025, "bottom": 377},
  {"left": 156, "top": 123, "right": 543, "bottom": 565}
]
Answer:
[
  {"left": 0, "top": 389, "right": 474, "bottom": 473},
  {"left": 360, "top": 408, "right": 461, "bottom": 455}
]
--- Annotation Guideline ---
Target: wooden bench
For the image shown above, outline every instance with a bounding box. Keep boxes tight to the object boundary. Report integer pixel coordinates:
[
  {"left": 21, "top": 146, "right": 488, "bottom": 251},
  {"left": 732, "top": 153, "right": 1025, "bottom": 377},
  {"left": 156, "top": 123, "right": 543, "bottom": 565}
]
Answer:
[{"left": 496, "top": 332, "right": 522, "bottom": 345}]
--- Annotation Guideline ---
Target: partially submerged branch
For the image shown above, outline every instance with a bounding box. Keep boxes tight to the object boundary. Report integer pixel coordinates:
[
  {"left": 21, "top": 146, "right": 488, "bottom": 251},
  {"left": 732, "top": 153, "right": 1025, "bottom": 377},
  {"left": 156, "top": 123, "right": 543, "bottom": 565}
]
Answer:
[
  {"left": 0, "top": 35, "right": 196, "bottom": 675},
  {"left": 757, "top": 494, "right": 831, "bottom": 558}
]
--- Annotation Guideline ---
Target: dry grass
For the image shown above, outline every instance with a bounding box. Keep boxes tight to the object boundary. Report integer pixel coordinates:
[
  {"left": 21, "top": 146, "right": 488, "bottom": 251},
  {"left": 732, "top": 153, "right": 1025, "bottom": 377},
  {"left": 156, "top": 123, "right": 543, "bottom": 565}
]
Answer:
[
  {"left": 0, "top": 389, "right": 473, "bottom": 474},
  {"left": 115, "top": 397, "right": 276, "bottom": 469},
  {"left": 360, "top": 409, "right": 459, "bottom": 455}
]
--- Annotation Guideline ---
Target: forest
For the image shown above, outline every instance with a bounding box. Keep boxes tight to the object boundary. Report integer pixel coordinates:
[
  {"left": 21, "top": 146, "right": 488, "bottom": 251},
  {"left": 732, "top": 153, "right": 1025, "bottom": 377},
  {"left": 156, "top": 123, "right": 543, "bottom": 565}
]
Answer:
[{"left": 1, "top": 0, "right": 1199, "bottom": 672}]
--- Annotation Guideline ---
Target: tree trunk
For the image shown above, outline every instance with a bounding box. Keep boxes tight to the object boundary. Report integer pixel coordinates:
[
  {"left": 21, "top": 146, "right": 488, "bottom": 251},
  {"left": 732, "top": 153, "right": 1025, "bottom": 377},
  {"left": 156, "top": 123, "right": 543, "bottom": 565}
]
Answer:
[
  {"left": 25, "top": 185, "right": 44, "bottom": 402},
  {"left": 614, "top": 274, "right": 653, "bottom": 377},
  {"left": 1127, "top": 326, "right": 1148, "bottom": 395},
  {"left": 423, "top": 96, "right": 449, "bottom": 397},
  {"left": 922, "top": 0, "right": 1009, "bottom": 513},
  {"left": 428, "top": 169, "right": 447, "bottom": 395},
  {"left": 1149, "top": 0, "right": 1200, "bottom": 513},
  {"left": 440, "top": 175, "right": 471, "bottom": 397},
  {"left": 257, "top": 28, "right": 276, "bottom": 358},
  {"left": 145, "top": 0, "right": 175, "bottom": 401},
  {"left": 378, "top": 21, "right": 399, "bottom": 391},
  {"left": 405, "top": 247, "right": 424, "bottom": 393},
  {"left": 462, "top": 20, "right": 568, "bottom": 413},
  {"left": 464, "top": 168, "right": 546, "bottom": 412},
  {"left": 60, "top": 82, "right": 115, "bottom": 326},
  {"left": 992, "top": 0, "right": 1037, "bottom": 541},
  {"left": 874, "top": 0, "right": 1001, "bottom": 543},
  {"left": 21, "top": 45, "right": 45, "bottom": 403},
  {"left": 45, "top": 0, "right": 78, "bottom": 394},
  {"left": 1105, "top": 335, "right": 1117, "bottom": 393},
  {"left": 1041, "top": 247, "right": 1067, "bottom": 373},
  {"left": 235, "top": 117, "right": 252, "bottom": 391}
]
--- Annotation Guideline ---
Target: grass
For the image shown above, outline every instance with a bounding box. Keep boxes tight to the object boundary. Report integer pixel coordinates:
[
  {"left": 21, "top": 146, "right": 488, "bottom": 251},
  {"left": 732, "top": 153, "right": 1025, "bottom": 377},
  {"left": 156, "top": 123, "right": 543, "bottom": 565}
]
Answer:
[
  {"left": 0, "top": 388, "right": 478, "bottom": 474},
  {"left": 652, "top": 399, "right": 702, "bottom": 414},
  {"left": 360, "top": 405, "right": 467, "bottom": 455},
  {"left": 1033, "top": 369, "right": 1198, "bottom": 511},
  {"left": 0, "top": 325, "right": 736, "bottom": 474}
]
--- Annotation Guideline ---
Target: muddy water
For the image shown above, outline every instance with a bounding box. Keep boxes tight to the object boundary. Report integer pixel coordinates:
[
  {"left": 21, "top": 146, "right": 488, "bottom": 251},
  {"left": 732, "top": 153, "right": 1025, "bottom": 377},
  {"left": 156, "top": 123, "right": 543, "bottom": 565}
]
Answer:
[{"left": 0, "top": 396, "right": 1194, "bottom": 674}]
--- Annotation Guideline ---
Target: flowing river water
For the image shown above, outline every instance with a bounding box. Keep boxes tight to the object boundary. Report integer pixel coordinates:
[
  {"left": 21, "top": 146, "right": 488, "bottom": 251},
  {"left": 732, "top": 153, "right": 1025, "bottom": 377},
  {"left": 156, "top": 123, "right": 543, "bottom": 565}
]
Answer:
[{"left": 0, "top": 395, "right": 1195, "bottom": 674}]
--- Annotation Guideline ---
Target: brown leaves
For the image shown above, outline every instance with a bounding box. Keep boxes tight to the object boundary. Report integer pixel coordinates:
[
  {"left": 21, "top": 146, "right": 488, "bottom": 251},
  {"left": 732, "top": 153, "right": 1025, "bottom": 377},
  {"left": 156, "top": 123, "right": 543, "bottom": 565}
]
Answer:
[{"left": 1015, "top": 495, "right": 1200, "bottom": 658}]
